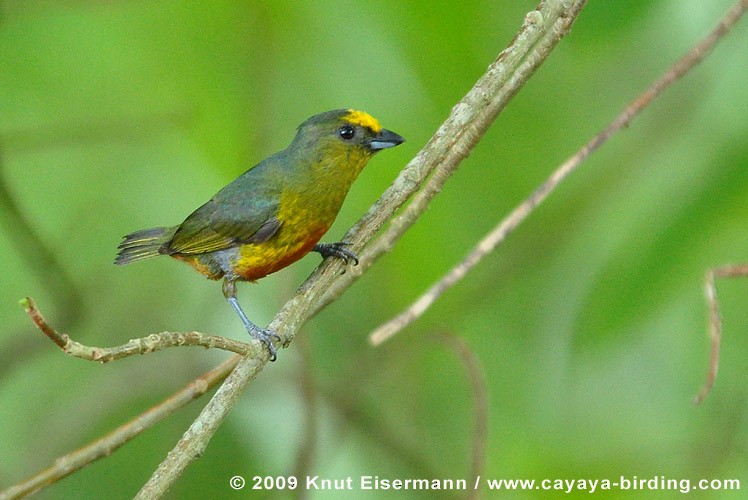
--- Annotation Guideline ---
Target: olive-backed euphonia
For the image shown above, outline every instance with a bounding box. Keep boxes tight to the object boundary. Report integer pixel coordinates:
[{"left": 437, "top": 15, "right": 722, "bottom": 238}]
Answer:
[{"left": 115, "top": 109, "right": 404, "bottom": 360}]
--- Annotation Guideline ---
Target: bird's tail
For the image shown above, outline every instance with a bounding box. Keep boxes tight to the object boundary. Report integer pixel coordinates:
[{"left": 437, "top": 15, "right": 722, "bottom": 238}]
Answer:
[{"left": 115, "top": 226, "right": 177, "bottom": 265}]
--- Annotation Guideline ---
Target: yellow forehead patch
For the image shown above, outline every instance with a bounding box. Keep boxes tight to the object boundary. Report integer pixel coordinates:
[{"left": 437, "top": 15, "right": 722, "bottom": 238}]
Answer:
[{"left": 344, "top": 109, "right": 382, "bottom": 133}]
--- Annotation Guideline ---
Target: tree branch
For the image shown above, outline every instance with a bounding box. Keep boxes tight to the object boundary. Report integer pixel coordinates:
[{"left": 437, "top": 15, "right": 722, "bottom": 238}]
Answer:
[
  {"left": 0, "top": 356, "right": 239, "bottom": 499},
  {"left": 19, "top": 297, "right": 252, "bottom": 359},
  {"left": 694, "top": 263, "right": 748, "bottom": 404},
  {"left": 369, "top": 0, "right": 748, "bottom": 346},
  {"left": 313, "top": 0, "right": 588, "bottom": 315},
  {"left": 137, "top": 1, "right": 589, "bottom": 496},
  {"left": 435, "top": 333, "right": 488, "bottom": 500},
  {"left": 2, "top": 298, "right": 245, "bottom": 496}
]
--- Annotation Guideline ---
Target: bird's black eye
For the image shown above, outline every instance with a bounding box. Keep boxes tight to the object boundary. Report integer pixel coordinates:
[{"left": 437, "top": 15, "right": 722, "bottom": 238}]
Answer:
[{"left": 338, "top": 124, "right": 355, "bottom": 140}]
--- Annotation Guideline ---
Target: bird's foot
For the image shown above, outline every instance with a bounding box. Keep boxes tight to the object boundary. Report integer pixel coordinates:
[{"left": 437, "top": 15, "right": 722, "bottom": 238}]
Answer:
[
  {"left": 313, "top": 241, "right": 359, "bottom": 266},
  {"left": 247, "top": 325, "right": 281, "bottom": 362}
]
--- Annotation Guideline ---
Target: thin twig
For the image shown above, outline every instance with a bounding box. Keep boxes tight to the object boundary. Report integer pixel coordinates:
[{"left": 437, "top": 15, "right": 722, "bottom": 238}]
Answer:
[
  {"left": 137, "top": 2, "right": 589, "bottom": 496},
  {"left": 694, "top": 263, "right": 748, "bottom": 405},
  {"left": 369, "top": 0, "right": 748, "bottom": 346},
  {"left": 435, "top": 333, "right": 489, "bottom": 500},
  {"left": 19, "top": 297, "right": 252, "bottom": 359},
  {"left": 0, "top": 355, "right": 239, "bottom": 500},
  {"left": 2, "top": 298, "right": 244, "bottom": 497}
]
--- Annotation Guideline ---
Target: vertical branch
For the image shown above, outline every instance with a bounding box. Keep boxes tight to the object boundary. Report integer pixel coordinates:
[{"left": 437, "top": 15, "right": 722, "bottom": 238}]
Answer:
[
  {"left": 694, "top": 263, "right": 748, "bottom": 404},
  {"left": 436, "top": 333, "right": 489, "bottom": 500}
]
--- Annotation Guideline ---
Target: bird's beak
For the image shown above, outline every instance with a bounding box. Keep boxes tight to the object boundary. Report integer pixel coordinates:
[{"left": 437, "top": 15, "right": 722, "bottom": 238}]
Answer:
[{"left": 368, "top": 128, "right": 405, "bottom": 151}]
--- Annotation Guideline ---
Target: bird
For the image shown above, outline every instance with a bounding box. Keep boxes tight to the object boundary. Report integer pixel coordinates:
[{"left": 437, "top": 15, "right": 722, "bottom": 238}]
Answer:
[{"left": 115, "top": 109, "right": 404, "bottom": 360}]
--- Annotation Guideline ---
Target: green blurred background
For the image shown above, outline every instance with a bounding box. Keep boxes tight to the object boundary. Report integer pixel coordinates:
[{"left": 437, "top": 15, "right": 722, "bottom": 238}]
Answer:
[{"left": 2, "top": 1, "right": 747, "bottom": 498}]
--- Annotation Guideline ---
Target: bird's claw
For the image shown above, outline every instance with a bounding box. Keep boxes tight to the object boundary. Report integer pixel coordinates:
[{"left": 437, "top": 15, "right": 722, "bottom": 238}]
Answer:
[
  {"left": 249, "top": 327, "right": 280, "bottom": 361},
  {"left": 314, "top": 241, "right": 359, "bottom": 266}
]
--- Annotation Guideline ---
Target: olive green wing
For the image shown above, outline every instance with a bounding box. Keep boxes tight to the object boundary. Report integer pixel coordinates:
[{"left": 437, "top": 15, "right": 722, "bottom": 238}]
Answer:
[{"left": 164, "top": 196, "right": 281, "bottom": 255}]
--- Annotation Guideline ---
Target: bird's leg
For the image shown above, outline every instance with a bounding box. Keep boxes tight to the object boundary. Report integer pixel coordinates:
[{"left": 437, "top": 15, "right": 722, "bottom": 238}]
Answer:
[
  {"left": 222, "top": 278, "right": 279, "bottom": 361},
  {"left": 313, "top": 241, "right": 359, "bottom": 266}
]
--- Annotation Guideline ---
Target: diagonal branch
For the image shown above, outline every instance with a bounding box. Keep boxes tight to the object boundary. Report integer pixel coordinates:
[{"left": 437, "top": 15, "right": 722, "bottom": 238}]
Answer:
[
  {"left": 1, "top": 299, "right": 245, "bottom": 497},
  {"left": 369, "top": 0, "right": 748, "bottom": 346},
  {"left": 137, "top": 1, "right": 589, "bottom": 496},
  {"left": 0, "top": 356, "right": 239, "bottom": 499},
  {"left": 313, "top": 0, "right": 588, "bottom": 315}
]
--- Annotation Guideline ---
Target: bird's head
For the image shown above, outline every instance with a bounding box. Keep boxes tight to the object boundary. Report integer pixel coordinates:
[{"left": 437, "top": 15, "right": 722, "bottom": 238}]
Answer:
[{"left": 290, "top": 109, "right": 404, "bottom": 162}]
